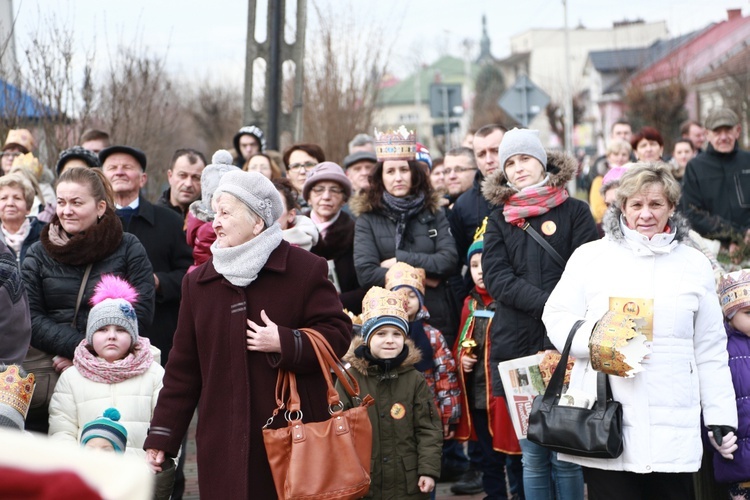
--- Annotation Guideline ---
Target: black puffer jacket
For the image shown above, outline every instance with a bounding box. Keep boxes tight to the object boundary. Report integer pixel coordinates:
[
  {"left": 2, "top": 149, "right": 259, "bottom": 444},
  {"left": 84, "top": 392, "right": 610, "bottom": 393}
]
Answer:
[
  {"left": 352, "top": 193, "right": 459, "bottom": 340},
  {"left": 22, "top": 222, "right": 154, "bottom": 360},
  {"left": 481, "top": 151, "right": 598, "bottom": 395}
]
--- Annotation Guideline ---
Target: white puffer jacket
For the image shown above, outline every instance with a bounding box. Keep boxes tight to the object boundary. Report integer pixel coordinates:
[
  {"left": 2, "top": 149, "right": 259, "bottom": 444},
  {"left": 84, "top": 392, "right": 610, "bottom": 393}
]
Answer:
[
  {"left": 542, "top": 212, "right": 736, "bottom": 473},
  {"left": 48, "top": 359, "right": 164, "bottom": 459}
]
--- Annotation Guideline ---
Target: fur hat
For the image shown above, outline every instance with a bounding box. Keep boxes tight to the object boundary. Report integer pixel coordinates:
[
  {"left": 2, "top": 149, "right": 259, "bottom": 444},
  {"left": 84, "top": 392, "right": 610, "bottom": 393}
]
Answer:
[
  {"left": 3, "top": 129, "right": 34, "bottom": 153},
  {"left": 302, "top": 161, "right": 352, "bottom": 201},
  {"left": 233, "top": 125, "right": 266, "bottom": 155},
  {"left": 214, "top": 169, "right": 283, "bottom": 227},
  {"left": 719, "top": 269, "right": 750, "bottom": 319},
  {"left": 80, "top": 407, "right": 128, "bottom": 452},
  {"left": 360, "top": 287, "right": 409, "bottom": 346},
  {"left": 498, "top": 128, "right": 548, "bottom": 176},
  {"left": 98, "top": 145, "right": 147, "bottom": 171},
  {"left": 85, "top": 275, "right": 139, "bottom": 346},
  {"left": 56, "top": 146, "right": 101, "bottom": 175}
]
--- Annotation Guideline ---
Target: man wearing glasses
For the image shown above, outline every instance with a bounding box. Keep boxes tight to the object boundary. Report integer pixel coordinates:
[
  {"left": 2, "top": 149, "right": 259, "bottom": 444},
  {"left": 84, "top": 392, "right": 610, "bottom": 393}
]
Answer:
[
  {"left": 1, "top": 129, "right": 35, "bottom": 174},
  {"left": 443, "top": 147, "right": 478, "bottom": 208}
]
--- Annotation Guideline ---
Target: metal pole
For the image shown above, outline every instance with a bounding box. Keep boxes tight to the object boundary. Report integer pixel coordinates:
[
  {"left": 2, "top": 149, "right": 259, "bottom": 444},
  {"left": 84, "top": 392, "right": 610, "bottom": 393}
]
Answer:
[
  {"left": 267, "top": 0, "right": 283, "bottom": 150},
  {"left": 562, "top": 0, "right": 576, "bottom": 195},
  {"left": 521, "top": 79, "right": 529, "bottom": 127},
  {"left": 442, "top": 86, "right": 450, "bottom": 149}
]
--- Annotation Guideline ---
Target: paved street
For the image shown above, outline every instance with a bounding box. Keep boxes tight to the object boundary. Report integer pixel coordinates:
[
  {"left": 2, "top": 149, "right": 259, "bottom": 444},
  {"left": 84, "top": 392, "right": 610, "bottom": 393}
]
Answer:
[{"left": 181, "top": 411, "right": 483, "bottom": 499}]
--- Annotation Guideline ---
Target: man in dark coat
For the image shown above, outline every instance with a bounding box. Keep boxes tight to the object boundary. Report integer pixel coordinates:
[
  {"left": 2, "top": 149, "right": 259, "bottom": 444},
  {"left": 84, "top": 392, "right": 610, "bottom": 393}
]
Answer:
[
  {"left": 100, "top": 145, "right": 192, "bottom": 366},
  {"left": 448, "top": 124, "right": 506, "bottom": 317},
  {"left": 156, "top": 148, "right": 206, "bottom": 224},
  {"left": 679, "top": 107, "right": 750, "bottom": 250}
]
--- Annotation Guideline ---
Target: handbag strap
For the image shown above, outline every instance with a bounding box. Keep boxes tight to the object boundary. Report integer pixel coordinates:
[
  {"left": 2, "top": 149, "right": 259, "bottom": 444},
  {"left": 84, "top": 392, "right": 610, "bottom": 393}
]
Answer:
[
  {"left": 71, "top": 263, "right": 93, "bottom": 329},
  {"left": 271, "top": 329, "right": 361, "bottom": 416},
  {"left": 540, "top": 319, "right": 614, "bottom": 415},
  {"left": 521, "top": 222, "right": 566, "bottom": 268},
  {"left": 539, "top": 319, "right": 585, "bottom": 409}
]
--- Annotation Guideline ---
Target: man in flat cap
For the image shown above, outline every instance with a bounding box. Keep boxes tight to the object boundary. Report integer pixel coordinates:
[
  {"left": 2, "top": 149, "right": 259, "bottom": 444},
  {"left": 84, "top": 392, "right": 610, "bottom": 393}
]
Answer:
[
  {"left": 680, "top": 108, "right": 750, "bottom": 254},
  {"left": 100, "top": 146, "right": 192, "bottom": 366}
]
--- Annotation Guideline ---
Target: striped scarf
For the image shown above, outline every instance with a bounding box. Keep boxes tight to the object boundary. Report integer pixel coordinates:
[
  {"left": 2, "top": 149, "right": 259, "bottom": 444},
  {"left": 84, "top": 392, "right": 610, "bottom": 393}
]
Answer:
[{"left": 502, "top": 186, "right": 568, "bottom": 227}]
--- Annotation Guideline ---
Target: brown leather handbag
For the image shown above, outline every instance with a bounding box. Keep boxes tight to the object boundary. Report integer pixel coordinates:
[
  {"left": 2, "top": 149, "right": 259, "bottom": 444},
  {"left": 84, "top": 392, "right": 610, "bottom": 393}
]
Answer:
[{"left": 262, "top": 328, "right": 374, "bottom": 500}]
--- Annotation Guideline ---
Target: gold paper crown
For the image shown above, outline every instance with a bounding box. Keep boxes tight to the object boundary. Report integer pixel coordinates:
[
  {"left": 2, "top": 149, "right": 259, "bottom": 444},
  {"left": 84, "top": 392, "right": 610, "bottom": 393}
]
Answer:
[
  {"left": 0, "top": 365, "right": 35, "bottom": 419},
  {"left": 385, "top": 262, "right": 425, "bottom": 296},
  {"left": 361, "top": 286, "right": 409, "bottom": 324},
  {"left": 11, "top": 152, "right": 42, "bottom": 180},
  {"left": 374, "top": 125, "right": 417, "bottom": 162},
  {"left": 719, "top": 269, "right": 750, "bottom": 317},
  {"left": 473, "top": 216, "right": 488, "bottom": 244}
]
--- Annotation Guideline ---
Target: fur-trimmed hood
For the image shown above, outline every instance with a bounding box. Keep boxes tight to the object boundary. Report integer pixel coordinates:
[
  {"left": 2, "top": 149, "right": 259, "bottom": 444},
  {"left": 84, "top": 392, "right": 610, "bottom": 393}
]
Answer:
[
  {"left": 481, "top": 149, "right": 578, "bottom": 206},
  {"left": 602, "top": 206, "right": 692, "bottom": 243},
  {"left": 348, "top": 191, "right": 443, "bottom": 218},
  {"left": 344, "top": 335, "right": 423, "bottom": 375}
]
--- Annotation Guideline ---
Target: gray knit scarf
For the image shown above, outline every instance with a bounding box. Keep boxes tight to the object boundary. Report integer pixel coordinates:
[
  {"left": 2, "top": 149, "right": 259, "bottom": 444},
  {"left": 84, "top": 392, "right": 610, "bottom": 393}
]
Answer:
[{"left": 211, "top": 223, "right": 283, "bottom": 287}]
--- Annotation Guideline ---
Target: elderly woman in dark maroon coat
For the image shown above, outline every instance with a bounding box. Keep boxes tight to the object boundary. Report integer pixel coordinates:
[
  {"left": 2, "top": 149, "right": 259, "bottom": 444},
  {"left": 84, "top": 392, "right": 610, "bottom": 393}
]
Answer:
[{"left": 144, "top": 169, "right": 352, "bottom": 499}]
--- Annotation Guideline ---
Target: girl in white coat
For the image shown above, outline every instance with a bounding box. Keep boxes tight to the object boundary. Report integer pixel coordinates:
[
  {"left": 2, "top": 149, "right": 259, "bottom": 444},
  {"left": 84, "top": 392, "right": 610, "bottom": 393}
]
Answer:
[{"left": 48, "top": 275, "right": 164, "bottom": 461}]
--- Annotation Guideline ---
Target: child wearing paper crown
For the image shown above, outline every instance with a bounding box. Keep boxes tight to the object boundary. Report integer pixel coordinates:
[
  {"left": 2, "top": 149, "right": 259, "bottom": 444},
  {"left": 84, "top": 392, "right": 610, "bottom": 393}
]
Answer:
[
  {"left": 385, "top": 262, "right": 461, "bottom": 436},
  {"left": 337, "top": 286, "right": 443, "bottom": 499},
  {"left": 48, "top": 275, "right": 172, "bottom": 496},
  {"left": 713, "top": 270, "right": 750, "bottom": 499},
  {"left": 454, "top": 218, "right": 524, "bottom": 500}
]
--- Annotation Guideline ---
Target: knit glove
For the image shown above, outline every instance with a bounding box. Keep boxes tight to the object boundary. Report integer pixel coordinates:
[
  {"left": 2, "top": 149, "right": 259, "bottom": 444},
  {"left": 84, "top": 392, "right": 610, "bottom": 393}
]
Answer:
[{"left": 708, "top": 426, "right": 738, "bottom": 460}]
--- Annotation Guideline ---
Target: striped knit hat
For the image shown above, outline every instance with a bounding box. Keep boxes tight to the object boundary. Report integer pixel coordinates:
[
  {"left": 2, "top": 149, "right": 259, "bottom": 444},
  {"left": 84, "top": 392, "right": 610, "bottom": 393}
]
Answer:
[{"left": 80, "top": 407, "right": 128, "bottom": 453}]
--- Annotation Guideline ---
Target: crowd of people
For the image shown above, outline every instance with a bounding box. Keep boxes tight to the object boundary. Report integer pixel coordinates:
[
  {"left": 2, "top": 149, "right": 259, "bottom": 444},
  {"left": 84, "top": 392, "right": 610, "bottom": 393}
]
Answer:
[{"left": 0, "top": 105, "right": 749, "bottom": 500}]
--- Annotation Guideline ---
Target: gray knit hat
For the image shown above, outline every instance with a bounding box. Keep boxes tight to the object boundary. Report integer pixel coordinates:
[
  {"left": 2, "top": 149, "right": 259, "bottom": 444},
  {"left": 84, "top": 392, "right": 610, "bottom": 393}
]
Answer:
[
  {"left": 85, "top": 275, "right": 139, "bottom": 345},
  {"left": 200, "top": 150, "right": 236, "bottom": 212},
  {"left": 214, "top": 169, "right": 283, "bottom": 227},
  {"left": 498, "top": 128, "right": 548, "bottom": 177}
]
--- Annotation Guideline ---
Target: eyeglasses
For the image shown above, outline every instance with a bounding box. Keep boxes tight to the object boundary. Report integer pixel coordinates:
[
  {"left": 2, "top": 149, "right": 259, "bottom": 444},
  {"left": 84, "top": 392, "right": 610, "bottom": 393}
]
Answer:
[
  {"left": 311, "top": 185, "right": 344, "bottom": 195},
  {"left": 443, "top": 167, "right": 477, "bottom": 175},
  {"left": 1, "top": 152, "right": 21, "bottom": 159},
  {"left": 288, "top": 161, "right": 317, "bottom": 172}
]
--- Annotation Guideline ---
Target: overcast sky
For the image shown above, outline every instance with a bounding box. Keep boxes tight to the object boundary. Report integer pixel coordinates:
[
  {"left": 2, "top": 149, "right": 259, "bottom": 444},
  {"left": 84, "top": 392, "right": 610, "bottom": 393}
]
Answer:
[{"left": 10, "top": 0, "right": 748, "bottom": 85}]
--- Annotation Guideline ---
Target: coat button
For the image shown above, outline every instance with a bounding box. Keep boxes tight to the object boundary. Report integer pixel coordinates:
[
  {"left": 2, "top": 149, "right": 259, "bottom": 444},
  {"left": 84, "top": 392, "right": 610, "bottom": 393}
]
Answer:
[{"left": 383, "top": 457, "right": 389, "bottom": 462}]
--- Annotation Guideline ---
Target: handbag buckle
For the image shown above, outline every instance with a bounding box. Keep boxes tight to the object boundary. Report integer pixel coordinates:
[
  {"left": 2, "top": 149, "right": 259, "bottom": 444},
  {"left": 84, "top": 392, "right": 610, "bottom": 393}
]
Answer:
[
  {"left": 329, "top": 402, "right": 345, "bottom": 415},
  {"left": 284, "top": 409, "right": 303, "bottom": 422},
  {"left": 428, "top": 228, "right": 438, "bottom": 238}
]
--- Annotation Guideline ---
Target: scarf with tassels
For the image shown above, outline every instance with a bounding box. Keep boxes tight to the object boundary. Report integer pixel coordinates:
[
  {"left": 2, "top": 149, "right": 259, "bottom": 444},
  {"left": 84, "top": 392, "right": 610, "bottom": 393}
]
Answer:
[
  {"left": 73, "top": 337, "right": 154, "bottom": 384},
  {"left": 502, "top": 186, "right": 568, "bottom": 227}
]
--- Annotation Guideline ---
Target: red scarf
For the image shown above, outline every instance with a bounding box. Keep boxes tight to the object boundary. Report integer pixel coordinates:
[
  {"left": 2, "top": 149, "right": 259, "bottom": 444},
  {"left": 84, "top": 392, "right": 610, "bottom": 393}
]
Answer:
[{"left": 502, "top": 186, "right": 569, "bottom": 227}]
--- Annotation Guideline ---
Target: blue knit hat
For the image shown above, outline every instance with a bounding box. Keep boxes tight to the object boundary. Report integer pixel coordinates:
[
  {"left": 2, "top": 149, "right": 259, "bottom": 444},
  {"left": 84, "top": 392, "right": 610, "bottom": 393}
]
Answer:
[{"left": 80, "top": 408, "right": 128, "bottom": 453}]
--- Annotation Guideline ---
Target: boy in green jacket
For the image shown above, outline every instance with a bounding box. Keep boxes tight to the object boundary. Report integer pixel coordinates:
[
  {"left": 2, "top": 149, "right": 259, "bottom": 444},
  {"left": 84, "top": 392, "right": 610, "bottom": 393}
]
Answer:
[{"left": 338, "top": 286, "right": 443, "bottom": 498}]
